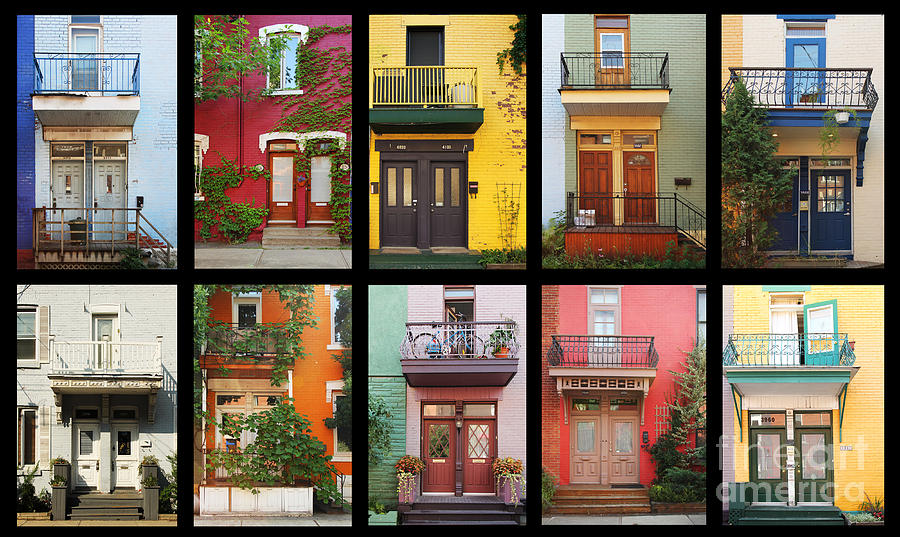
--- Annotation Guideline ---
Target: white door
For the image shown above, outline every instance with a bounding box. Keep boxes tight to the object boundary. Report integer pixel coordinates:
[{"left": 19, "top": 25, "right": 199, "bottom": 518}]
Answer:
[
  {"left": 93, "top": 160, "right": 127, "bottom": 241},
  {"left": 112, "top": 425, "right": 139, "bottom": 489},
  {"left": 93, "top": 315, "right": 120, "bottom": 370},
  {"left": 74, "top": 423, "right": 100, "bottom": 488},
  {"left": 51, "top": 160, "right": 86, "bottom": 241}
]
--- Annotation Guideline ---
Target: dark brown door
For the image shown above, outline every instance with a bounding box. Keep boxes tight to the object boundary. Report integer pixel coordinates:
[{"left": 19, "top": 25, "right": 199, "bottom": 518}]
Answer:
[
  {"left": 423, "top": 419, "right": 454, "bottom": 493},
  {"left": 429, "top": 162, "right": 467, "bottom": 247},
  {"left": 381, "top": 160, "right": 417, "bottom": 247},
  {"left": 462, "top": 419, "right": 494, "bottom": 493},
  {"left": 269, "top": 152, "right": 296, "bottom": 224},
  {"left": 579, "top": 151, "right": 613, "bottom": 225},
  {"left": 624, "top": 151, "right": 655, "bottom": 223}
]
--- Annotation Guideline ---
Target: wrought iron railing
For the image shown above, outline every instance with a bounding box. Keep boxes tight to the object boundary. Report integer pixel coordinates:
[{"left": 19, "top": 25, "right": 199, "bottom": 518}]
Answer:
[
  {"left": 204, "top": 322, "right": 296, "bottom": 359},
  {"left": 34, "top": 52, "right": 140, "bottom": 95},
  {"left": 561, "top": 52, "right": 669, "bottom": 89},
  {"left": 33, "top": 207, "right": 173, "bottom": 267},
  {"left": 372, "top": 66, "right": 478, "bottom": 107},
  {"left": 400, "top": 321, "right": 519, "bottom": 360},
  {"left": 722, "top": 68, "right": 878, "bottom": 110},
  {"left": 547, "top": 335, "right": 659, "bottom": 368},
  {"left": 723, "top": 333, "right": 856, "bottom": 367},
  {"left": 565, "top": 192, "right": 706, "bottom": 249},
  {"left": 50, "top": 336, "right": 162, "bottom": 375}
]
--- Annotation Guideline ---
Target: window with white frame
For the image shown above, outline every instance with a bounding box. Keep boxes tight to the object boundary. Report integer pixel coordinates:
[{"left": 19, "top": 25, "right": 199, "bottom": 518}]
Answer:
[
  {"left": 17, "top": 307, "right": 38, "bottom": 365},
  {"left": 329, "top": 285, "right": 349, "bottom": 347},
  {"left": 194, "top": 134, "right": 208, "bottom": 200},
  {"left": 332, "top": 391, "right": 351, "bottom": 460},
  {"left": 260, "top": 24, "right": 308, "bottom": 93},
  {"left": 697, "top": 288, "right": 707, "bottom": 345},
  {"left": 588, "top": 287, "right": 620, "bottom": 342},
  {"left": 18, "top": 407, "right": 38, "bottom": 466}
]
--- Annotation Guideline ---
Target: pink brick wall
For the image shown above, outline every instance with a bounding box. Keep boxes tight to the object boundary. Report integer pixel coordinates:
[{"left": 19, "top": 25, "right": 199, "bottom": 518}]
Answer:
[{"left": 194, "top": 15, "right": 351, "bottom": 241}]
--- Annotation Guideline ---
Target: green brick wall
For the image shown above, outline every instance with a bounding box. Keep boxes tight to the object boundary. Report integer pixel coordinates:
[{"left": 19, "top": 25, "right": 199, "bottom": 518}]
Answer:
[{"left": 368, "top": 376, "right": 407, "bottom": 508}]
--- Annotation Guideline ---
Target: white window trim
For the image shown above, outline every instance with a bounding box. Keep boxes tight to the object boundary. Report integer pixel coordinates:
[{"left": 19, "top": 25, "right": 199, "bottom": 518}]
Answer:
[
  {"left": 17, "top": 306, "right": 40, "bottom": 368},
  {"left": 195, "top": 134, "right": 209, "bottom": 200},
  {"left": 587, "top": 286, "right": 621, "bottom": 336},
  {"left": 325, "top": 382, "right": 351, "bottom": 462},
  {"left": 232, "top": 295, "right": 262, "bottom": 327},
  {"left": 258, "top": 131, "right": 347, "bottom": 154},
  {"left": 258, "top": 24, "right": 309, "bottom": 95},
  {"left": 328, "top": 285, "right": 348, "bottom": 349},
  {"left": 17, "top": 407, "right": 39, "bottom": 470}
]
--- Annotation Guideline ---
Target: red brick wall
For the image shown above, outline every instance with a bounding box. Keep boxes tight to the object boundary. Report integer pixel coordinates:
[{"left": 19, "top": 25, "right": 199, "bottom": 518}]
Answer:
[{"left": 541, "top": 285, "right": 560, "bottom": 480}]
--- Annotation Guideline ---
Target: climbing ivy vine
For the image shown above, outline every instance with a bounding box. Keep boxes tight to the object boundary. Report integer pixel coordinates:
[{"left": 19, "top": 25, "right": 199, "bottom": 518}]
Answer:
[
  {"left": 194, "top": 156, "right": 270, "bottom": 244},
  {"left": 497, "top": 15, "right": 527, "bottom": 75}
]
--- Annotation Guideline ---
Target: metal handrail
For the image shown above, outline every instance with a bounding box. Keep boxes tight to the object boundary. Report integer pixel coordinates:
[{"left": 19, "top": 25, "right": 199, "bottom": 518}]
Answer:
[
  {"left": 203, "top": 322, "right": 295, "bottom": 359},
  {"left": 33, "top": 52, "right": 140, "bottom": 95},
  {"left": 561, "top": 52, "right": 670, "bottom": 89},
  {"left": 722, "top": 67, "right": 878, "bottom": 110},
  {"left": 401, "top": 320, "right": 519, "bottom": 360},
  {"left": 547, "top": 335, "right": 659, "bottom": 368},
  {"left": 723, "top": 333, "right": 856, "bottom": 366}
]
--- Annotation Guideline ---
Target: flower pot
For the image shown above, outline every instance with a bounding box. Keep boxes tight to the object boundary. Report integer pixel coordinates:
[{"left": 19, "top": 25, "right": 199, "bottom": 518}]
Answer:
[
  {"left": 497, "top": 476, "right": 525, "bottom": 505},
  {"left": 493, "top": 347, "right": 510, "bottom": 359},
  {"left": 397, "top": 473, "right": 419, "bottom": 505},
  {"left": 53, "top": 463, "right": 71, "bottom": 494},
  {"left": 834, "top": 111, "right": 850, "bottom": 124}
]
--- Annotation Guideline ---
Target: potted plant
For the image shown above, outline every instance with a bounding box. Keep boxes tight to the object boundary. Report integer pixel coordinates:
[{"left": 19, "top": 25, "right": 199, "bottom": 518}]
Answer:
[
  {"left": 395, "top": 455, "right": 425, "bottom": 505},
  {"left": 50, "top": 457, "right": 71, "bottom": 493},
  {"left": 50, "top": 474, "right": 67, "bottom": 521},
  {"left": 141, "top": 454, "right": 159, "bottom": 486},
  {"left": 819, "top": 108, "right": 858, "bottom": 158},
  {"left": 141, "top": 474, "right": 160, "bottom": 521},
  {"left": 493, "top": 457, "right": 525, "bottom": 506},
  {"left": 488, "top": 318, "right": 517, "bottom": 358}
]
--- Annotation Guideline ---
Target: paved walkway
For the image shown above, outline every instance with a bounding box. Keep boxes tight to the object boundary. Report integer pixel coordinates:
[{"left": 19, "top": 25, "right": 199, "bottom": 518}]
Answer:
[
  {"left": 543, "top": 513, "right": 706, "bottom": 525},
  {"left": 194, "top": 514, "right": 351, "bottom": 526},
  {"left": 17, "top": 519, "right": 177, "bottom": 527},
  {"left": 195, "top": 242, "right": 352, "bottom": 269}
]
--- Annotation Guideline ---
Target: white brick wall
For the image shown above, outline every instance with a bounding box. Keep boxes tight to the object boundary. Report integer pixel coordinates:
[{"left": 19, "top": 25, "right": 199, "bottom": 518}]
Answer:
[{"left": 542, "top": 14, "right": 566, "bottom": 227}]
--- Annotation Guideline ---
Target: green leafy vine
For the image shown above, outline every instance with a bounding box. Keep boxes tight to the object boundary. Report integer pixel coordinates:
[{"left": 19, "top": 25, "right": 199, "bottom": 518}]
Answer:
[
  {"left": 194, "top": 156, "right": 270, "bottom": 243},
  {"left": 497, "top": 15, "right": 527, "bottom": 75}
]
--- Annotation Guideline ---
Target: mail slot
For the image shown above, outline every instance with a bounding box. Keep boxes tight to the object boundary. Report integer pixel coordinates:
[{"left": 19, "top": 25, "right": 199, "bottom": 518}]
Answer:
[
  {"left": 472, "top": 459, "right": 485, "bottom": 464},
  {"left": 432, "top": 459, "right": 445, "bottom": 463}
]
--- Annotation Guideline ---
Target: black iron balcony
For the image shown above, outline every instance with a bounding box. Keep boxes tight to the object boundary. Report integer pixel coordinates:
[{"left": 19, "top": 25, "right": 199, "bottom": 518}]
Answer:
[
  {"left": 561, "top": 52, "right": 669, "bottom": 89},
  {"left": 721, "top": 68, "right": 878, "bottom": 110},
  {"left": 547, "top": 335, "right": 659, "bottom": 368},
  {"left": 723, "top": 333, "right": 857, "bottom": 367},
  {"left": 34, "top": 52, "right": 140, "bottom": 95},
  {"left": 400, "top": 320, "right": 520, "bottom": 387},
  {"left": 203, "top": 322, "right": 295, "bottom": 361}
]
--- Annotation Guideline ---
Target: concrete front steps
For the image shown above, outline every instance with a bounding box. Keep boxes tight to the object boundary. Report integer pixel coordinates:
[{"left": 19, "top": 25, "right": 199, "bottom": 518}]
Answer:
[
  {"left": 734, "top": 505, "right": 845, "bottom": 526},
  {"left": 68, "top": 490, "right": 143, "bottom": 520},
  {"left": 261, "top": 226, "right": 340, "bottom": 248},
  {"left": 400, "top": 496, "right": 522, "bottom": 525},
  {"left": 549, "top": 484, "right": 651, "bottom": 515}
]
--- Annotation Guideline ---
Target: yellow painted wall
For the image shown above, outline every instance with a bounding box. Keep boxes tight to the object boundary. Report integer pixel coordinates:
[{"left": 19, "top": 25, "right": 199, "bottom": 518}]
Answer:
[
  {"left": 730, "top": 285, "right": 884, "bottom": 511},
  {"left": 721, "top": 15, "right": 743, "bottom": 110},
  {"left": 368, "top": 15, "right": 527, "bottom": 251}
]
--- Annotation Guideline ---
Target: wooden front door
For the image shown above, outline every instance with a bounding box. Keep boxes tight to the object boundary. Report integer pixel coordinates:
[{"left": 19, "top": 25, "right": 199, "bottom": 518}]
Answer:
[
  {"left": 579, "top": 151, "right": 613, "bottom": 225},
  {"left": 462, "top": 420, "right": 494, "bottom": 493},
  {"left": 381, "top": 160, "right": 418, "bottom": 247},
  {"left": 429, "top": 162, "right": 467, "bottom": 247},
  {"left": 624, "top": 151, "right": 656, "bottom": 224},
  {"left": 609, "top": 417, "right": 639, "bottom": 484},
  {"left": 571, "top": 415, "right": 602, "bottom": 483},
  {"left": 73, "top": 422, "right": 100, "bottom": 488},
  {"left": 307, "top": 154, "right": 333, "bottom": 224},
  {"left": 269, "top": 152, "right": 296, "bottom": 224},
  {"left": 423, "top": 419, "right": 455, "bottom": 493}
]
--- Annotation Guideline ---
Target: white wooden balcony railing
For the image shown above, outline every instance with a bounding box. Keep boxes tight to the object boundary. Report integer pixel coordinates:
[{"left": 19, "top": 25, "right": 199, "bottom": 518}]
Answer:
[{"left": 50, "top": 336, "right": 163, "bottom": 375}]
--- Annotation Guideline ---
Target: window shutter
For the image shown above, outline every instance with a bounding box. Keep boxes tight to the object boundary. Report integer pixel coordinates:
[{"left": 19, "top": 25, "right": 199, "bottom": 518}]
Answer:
[
  {"left": 39, "top": 406, "right": 51, "bottom": 469},
  {"left": 39, "top": 306, "right": 50, "bottom": 364}
]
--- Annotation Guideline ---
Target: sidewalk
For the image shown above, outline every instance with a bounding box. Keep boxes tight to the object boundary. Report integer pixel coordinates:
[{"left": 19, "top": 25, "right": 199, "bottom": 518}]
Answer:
[
  {"left": 17, "top": 519, "right": 177, "bottom": 527},
  {"left": 194, "top": 514, "right": 351, "bottom": 526},
  {"left": 543, "top": 513, "right": 706, "bottom": 525},
  {"left": 195, "top": 242, "right": 352, "bottom": 269}
]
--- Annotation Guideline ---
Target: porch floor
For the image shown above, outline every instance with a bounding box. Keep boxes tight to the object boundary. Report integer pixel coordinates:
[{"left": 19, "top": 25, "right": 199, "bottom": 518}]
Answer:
[{"left": 566, "top": 224, "right": 676, "bottom": 234}]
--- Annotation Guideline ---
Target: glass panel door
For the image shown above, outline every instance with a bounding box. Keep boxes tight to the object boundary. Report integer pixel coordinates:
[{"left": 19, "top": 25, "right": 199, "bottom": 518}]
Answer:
[{"left": 72, "top": 29, "right": 99, "bottom": 90}]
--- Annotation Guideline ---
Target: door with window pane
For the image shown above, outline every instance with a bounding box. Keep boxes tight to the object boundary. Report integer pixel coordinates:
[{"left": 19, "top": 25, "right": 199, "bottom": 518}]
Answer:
[
  {"left": 463, "top": 420, "right": 494, "bottom": 492},
  {"left": 595, "top": 16, "right": 629, "bottom": 86},
  {"left": 269, "top": 153, "right": 296, "bottom": 223},
  {"left": 423, "top": 420, "right": 455, "bottom": 492},
  {"left": 308, "top": 155, "right": 333, "bottom": 223},
  {"left": 71, "top": 28, "right": 100, "bottom": 91},
  {"left": 112, "top": 424, "right": 138, "bottom": 489},
  {"left": 93, "top": 157, "right": 127, "bottom": 242},
  {"left": 750, "top": 429, "right": 786, "bottom": 502},
  {"left": 609, "top": 417, "right": 638, "bottom": 483},
  {"left": 74, "top": 422, "right": 100, "bottom": 488},
  {"left": 810, "top": 170, "right": 851, "bottom": 252},
  {"left": 797, "top": 428, "right": 833, "bottom": 503},
  {"left": 571, "top": 416, "right": 601, "bottom": 483},
  {"left": 381, "top": 161, "right": 417, "bottom": 247},
  {"left": 430, "top": 162, "right": 467, "bottom": 247}
]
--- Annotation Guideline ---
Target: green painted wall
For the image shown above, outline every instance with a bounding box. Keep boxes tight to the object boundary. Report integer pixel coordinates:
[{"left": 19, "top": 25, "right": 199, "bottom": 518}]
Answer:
[
  {"left": 367, "top": 286, "right": 408, "bottom": 508},
  {"left": 563, "top": 15, "right": 593, "bottom": 196}
]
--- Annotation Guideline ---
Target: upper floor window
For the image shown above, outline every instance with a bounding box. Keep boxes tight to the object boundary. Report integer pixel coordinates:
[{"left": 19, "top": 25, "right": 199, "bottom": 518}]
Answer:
[
  {"left": 330, "top": 285, "right": 350, "bottom": 347},
  {"left": 444, "top": 286, "right": 475, "bottom": 322},
  {"left": 595, "top": 16, "right": 629, "bottom": 69},
  {"left": 194, "top": 134, "right": 208, "bottom": 201},
  {"left": 697, "top": 289, "right": 707, "bottom": 345},
  {"left": 589, "top": 287, "right": 620, "bottom": 337},
  {"left": 406, "top": 26, "right": 444, "bottom": 66},
  {"left": 17, "top": 407, "right": 37, "bottom": 466},
  {"left": 259, "top": 24, "right": 309, "bottom": 94},
  {"left": 17, "top": 307, "right": 38, "bottom": 364}
]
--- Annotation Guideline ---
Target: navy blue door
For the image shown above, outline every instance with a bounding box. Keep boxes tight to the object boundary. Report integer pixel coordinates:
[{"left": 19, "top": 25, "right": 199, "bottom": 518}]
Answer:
[
  {"left": 770, "top": 168, "right": 799, "bottom": 251},
  {"left": 810, "top": 170, "right": 851, "bottom": 251}
]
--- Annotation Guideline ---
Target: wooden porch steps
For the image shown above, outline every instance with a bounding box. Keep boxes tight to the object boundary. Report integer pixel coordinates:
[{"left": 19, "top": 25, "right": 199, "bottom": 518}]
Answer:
[
  {"left": 549, "top": 485, "right": 651, "bottom": 515},
  {"left": 734, "top": 505, "right": 845, "bottom": 526},
  {"left": 68, "top": 490, "right": 143, "bottom": 520},
  {"left": 400, "top": 496, "right": 524, "bottom": 525},
  {"left": 261, "top": 226, "right": 341, "bottom": 247}
]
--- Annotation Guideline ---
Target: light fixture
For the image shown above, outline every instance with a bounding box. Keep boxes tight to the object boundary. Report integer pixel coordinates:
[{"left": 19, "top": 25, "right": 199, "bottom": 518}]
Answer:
[{"left": 772, "top": 133, "right": 778, "bottom": 137}]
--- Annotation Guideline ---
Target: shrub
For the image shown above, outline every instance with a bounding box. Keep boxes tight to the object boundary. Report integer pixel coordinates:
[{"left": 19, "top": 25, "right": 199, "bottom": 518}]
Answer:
[
  {"left": 648, "top": 468, "right": 705, "bottom": 503},
  {"left": 541, "top": 468, "right": 558, "bottom": 513},
  {"left": 17, "top": 464, "right": 51, "bottom": 513}
]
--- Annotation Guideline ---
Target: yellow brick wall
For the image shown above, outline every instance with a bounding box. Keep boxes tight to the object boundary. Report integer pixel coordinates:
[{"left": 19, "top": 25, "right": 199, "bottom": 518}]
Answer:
[
  {"left": 368, "top": 15, "right": 527, "bottom": 251},
  {"left": 730, "top": 285, "right": 884, "bottom": 510},
  {"left": 721, "top": 15, "right": 743, "bottom": 109}
]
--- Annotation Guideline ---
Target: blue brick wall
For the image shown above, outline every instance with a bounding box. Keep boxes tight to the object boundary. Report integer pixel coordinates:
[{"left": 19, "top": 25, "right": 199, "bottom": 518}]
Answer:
[
  {"left": 17, "top": 15, "right": 34, "bottom": 253},
  {"left": 31, "top": 15, "right": 178, "bottom": 248}
]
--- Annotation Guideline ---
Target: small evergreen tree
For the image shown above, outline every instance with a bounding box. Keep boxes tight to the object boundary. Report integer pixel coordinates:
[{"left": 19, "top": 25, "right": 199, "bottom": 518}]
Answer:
[
  {"left": 722, "top": 79, "right": 794, "bottom": 267},
  {"left": 667, "top": 344, "right": 706, "bottom": 468}
]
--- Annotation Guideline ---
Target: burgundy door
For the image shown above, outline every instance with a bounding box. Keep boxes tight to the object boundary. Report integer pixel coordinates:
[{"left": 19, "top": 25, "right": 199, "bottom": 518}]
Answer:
[
  {"left": 579, "top": 151, "right": 613, "bottom": 225},
  {"left": 462, "top": 419, "right": 494, "bottom": 493},
  {"left": 624, "top": 151, "right": 655, "bottom": 224},
  {"left": 423, "top": 419, "right": 454, "bottom": 492},
  {"left": 381, "top": 160, "right": 417, "bottom": 247},
  {"left": 429, "top": 162, "right": 467, "bottom": 247}
]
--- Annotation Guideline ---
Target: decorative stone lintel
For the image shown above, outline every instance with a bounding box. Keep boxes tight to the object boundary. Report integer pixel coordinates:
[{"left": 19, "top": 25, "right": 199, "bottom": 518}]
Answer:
[{"left": 258, "top": 131, "right": 347, "bottom": 154}]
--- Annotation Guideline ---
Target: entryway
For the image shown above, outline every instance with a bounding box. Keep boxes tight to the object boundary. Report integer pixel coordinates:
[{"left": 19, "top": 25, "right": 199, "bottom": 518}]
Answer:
[
  {"left": 569, "top": 396, "right": 640, "bottom": 486},
  {"left": 421, "top": 402, "right": 497, "bottom": 495}
]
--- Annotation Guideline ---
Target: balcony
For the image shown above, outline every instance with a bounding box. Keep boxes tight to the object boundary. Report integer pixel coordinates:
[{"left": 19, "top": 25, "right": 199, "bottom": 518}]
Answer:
[
  {"left": 722, "top": 68, "right": 878, "bottom": 111},
  {"left": 399, "top": 320, "right": 519, "bottom": 387},
  {"left": 559, "top": 52, "right": 670, "bottom": 117},
  {"left": 32, "top": 52, "right": 141, "bottom": 128},
  {"left": 369, "top": 66, "right": 483, "bottom": 134},
  {"left": 547, "top": 335, "right": 658, "bottom": 369},
  {"left": 199, "top": 323, "right": 295, "bottom": 368},
  {"left": 723, "top": 333, "right": 859, "bottom": 400}
]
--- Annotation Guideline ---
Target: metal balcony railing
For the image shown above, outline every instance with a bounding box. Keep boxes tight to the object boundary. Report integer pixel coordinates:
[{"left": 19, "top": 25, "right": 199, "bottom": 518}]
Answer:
[
  {"left": 565, "top": 192, "right": 706, "bottom": 249},
  {"left": 204, "top": 323, "right": 296, "bottom": 360},
  {"left": 547, "top": 335, "right": 659, "bottom": 368},
  {"left": 561, "top": 52, "right": 669, "bottom": 89},
  {"left": 723, "top": 333, "right": 856, "bottom": 367},
  {"left": 50, "top": 336, "right": 162, "bottom": 375},
  {"left": 722, "top": 68, "right": 878, "bottom": 110},
  {"left": 34, "top": 52, "right": 140, "bottom": 95},
  {"left": 372, "top": 66, "right": 478, "bottom": 107},
  {"left": 400, "top": 321, "right": 519, "bottom": 360}
]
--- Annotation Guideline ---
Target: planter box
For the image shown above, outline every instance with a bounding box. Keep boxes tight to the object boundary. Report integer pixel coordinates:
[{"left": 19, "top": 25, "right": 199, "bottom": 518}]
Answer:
[
  {"left": 199, "top": 485, "right": 313, "bottom": 515},
  {"left": 51, "top": 485, "right": 67, "bottom": 521},
  {"left": 397, "top": 474, "right": 420, "bottom": 505},
  {"left": 141, "top": 463, "right": 159, "bottom": 483},
  {"left": 486, "top": 263, "right": 526, "bottom": 270},
  {"left": 144, "top": 485, "right": 160, "bottom": 520},
  {"left": 53, "top": 463, "right": 71, "bottom": 494},
  {"left": 17, "top": 512, "right": 51, "bottom": 521},
  {"left": 651, "top": 501, "right": 706, "bottom": 514},
  {"left": 498, "top": 477, "right": 526, "bottom": 505}
]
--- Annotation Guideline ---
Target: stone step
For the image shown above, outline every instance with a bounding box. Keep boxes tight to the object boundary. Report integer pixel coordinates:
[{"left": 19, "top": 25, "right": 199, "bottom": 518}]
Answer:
[
  {"left": 549, "top": 503, "right": 652, "bottom": 515},
  {"left": 261, "top": 226, "right": 340, "bottom": 247},
  {"left": 554, "top": 494, "right": 651, "bottom": 504}
]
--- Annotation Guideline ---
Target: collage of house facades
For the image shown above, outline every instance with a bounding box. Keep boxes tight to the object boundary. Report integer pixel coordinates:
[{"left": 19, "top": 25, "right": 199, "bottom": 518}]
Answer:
[{"left": 17, "top": 11, "right": 884, "bottom": 529}]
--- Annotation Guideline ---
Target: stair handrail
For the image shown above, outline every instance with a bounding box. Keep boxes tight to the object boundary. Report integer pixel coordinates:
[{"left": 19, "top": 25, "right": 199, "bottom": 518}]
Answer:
[
  {"left": 136, "top": 209, "right": 173, "bottom": 267},
  {"left": 672, "top": 193, "right": 706, "bottom": 250}
]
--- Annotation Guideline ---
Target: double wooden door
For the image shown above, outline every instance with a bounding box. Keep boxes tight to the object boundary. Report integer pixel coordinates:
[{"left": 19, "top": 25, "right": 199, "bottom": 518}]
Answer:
[
  {"left": 570, "top": 410, "right": 639, "bottom": 484},
  {"left": 423, "top": 418, "right": 494, "bottom": 493}
]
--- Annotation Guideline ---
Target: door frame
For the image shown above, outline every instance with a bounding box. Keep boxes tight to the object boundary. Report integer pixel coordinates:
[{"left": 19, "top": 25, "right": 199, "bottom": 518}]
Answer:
[
  {"left": 267, "top": 146, "right": 298, "bottom": 225},
  {"left": 795, "top": 426, "right": 833, "bottom": 503},
  {"left": 73, "top": 419, "right": 101, "bottom": 489},
  {"left": 111, "top": 420, "right": 139, "bottom": 489}
]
